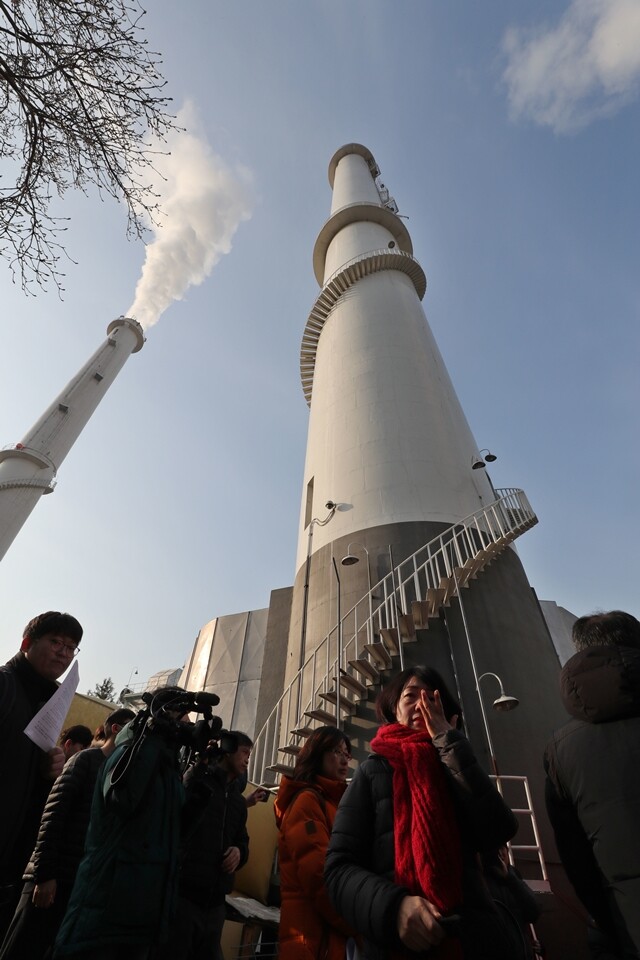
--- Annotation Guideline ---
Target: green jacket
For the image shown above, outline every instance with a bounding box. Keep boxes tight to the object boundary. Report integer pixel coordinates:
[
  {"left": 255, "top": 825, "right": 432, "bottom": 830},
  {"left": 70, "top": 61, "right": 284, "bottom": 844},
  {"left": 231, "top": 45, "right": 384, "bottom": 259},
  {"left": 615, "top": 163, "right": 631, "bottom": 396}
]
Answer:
[{"left": 54, "top": 720, "right": 185, "bottom": 956}]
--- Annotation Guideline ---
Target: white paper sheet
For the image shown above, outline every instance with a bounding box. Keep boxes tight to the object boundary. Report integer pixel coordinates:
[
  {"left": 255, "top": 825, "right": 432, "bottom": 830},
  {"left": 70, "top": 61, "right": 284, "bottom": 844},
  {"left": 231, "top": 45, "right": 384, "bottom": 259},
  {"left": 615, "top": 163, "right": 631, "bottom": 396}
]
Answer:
[{"left": 24, "top": 660, "right": 80, "bottom": 752}]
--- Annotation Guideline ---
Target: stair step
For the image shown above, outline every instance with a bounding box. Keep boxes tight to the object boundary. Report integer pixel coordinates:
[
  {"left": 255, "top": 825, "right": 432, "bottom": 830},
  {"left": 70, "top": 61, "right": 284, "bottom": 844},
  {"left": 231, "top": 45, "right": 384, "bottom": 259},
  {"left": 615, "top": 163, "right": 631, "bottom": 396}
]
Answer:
[
  {"left": 279, "top": 744, "right": 301, "bottom": 756},
  {"left": 411, "top": 600, "right": 431, "bottom": 630},
  {"left": 438, "top": 576, "right": 456, "bottom": 605},
  {"left": 349, "top": 658, "right": 381, "bottom": 683},
  {"left": 365, "top": 641, "right": 392, "bottom": 669},
  {"left": 304, "top": 708, "right": 336, "bottom": 725},
  {"left": 266, "top": 762, "right": 294, "bottom": 775},
  {"left": 398, "top": 613, "right": 417, "bottom": 642},
  {"left": 463, "top": 555, "right": 485, "bottom": 580},
  {"left": 338, "top": 670, "right": 368, "bottom": 698},
  {"left": 426, "top": 587, "right": 446, "bottom": 615},
  {"left": 319, "top": 691, "right": 356, "bottom": 714},
  {"left": 380, "top": 627, "right": 400, "bottom": 655},
  {"left": 454, "top": 565, "right": 471, "bottom": 588},
  {"left": 291, "top": 726, "right": 315, "bottom": 738}
]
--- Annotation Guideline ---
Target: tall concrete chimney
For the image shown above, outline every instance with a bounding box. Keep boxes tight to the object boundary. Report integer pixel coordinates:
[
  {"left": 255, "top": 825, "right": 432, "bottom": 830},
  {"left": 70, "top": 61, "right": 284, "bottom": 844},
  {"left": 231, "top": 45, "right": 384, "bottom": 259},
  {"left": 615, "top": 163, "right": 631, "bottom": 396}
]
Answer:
[
  {"left": 286, "top": 144, "right": 495, "bottom": 675},
  {"left": 0, "top": 317, "right": 144, "bottom": 562}
]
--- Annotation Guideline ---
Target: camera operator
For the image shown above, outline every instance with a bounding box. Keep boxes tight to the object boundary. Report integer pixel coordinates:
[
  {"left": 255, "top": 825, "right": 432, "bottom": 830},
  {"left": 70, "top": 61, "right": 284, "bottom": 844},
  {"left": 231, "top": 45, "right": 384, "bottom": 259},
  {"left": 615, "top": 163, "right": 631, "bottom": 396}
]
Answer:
[
  {"left": 152, "top": 731, "right": 252, "bottom": 960},
  {"left": 54, "top": 687, "right": 218, "bottom": 960}
]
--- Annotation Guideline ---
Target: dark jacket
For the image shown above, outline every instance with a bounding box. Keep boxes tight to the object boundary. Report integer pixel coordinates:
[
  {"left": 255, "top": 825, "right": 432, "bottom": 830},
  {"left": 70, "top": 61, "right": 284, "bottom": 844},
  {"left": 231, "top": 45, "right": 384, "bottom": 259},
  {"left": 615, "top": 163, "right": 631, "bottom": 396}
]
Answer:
[
  {"left": 178, "top": 762, "right": 249, "bottom": 906},
  {"left": 324, "top": 728, "right": 519, "bottom": 960},
  {"left": 0, "top": 654, "right": 58, "bottom": 883},
  {"left": 54, "top": 721, "right": 185, "bottom": 957},
  {"left": 483, "top": 858, "right": 540, "bottom": 960},
  {"left": 544, "top": 644, "right": 640, "bottom": 960},
  {"left": 25, "top": 747, "right": 107, "bottom": 885}
]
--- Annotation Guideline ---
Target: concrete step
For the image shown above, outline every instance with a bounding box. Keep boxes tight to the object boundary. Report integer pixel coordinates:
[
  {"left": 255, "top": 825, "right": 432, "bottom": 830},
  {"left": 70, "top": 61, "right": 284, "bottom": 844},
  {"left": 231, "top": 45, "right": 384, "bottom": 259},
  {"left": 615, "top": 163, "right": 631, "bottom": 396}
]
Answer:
[
  {"left": 266, "top": 762, "right": 294, "bottom": 776},
  {"left": 319, "top": 691, "right": 356, "bottom": 715},
  {"left": 365, "top": 641, "right": 392, "bottom": 669},
  {"left": 411, "top": 600, "right": 431, "bottom": 629},
  {"left": 338, "top": 670, "right": 368, "bottom": 699},
  {"left": 304, "top": 707, "right": 336, "bottom": 725},
  {"left": 349, "top": 657, "right": 381, "bottom": 684}
]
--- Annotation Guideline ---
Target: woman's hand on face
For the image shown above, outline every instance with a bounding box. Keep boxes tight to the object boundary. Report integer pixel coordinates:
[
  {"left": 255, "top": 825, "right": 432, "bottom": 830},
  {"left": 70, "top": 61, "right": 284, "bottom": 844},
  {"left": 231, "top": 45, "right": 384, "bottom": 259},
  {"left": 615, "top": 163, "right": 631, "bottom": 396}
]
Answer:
[
  {"left": 417, "top": 689, "right": 458, "bottom": 738},
  {"left": 397, "top": 895, "right": 445, "bottom": 950}
]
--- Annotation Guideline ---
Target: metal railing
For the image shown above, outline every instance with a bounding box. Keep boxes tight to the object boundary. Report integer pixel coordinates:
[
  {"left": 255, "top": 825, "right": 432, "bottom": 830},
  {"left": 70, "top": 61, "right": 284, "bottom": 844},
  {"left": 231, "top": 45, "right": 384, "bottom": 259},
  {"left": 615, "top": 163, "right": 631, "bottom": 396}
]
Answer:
[
  {"left": 248, "top": 488, "right": 537, "bottom": 785},
  {"left": 492, "top": 774, "right": 548, "bottom": 881}
]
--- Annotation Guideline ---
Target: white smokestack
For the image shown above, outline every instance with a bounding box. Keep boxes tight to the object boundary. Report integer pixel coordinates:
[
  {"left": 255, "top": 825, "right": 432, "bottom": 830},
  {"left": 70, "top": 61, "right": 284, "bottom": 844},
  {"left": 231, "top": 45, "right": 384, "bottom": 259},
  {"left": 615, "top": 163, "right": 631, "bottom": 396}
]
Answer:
[
  {"left": 127, "top": 102, "right": 253, "bottom": 329},
  {"left": 0, "top": 317, "right": 144, "bottom": 563}
]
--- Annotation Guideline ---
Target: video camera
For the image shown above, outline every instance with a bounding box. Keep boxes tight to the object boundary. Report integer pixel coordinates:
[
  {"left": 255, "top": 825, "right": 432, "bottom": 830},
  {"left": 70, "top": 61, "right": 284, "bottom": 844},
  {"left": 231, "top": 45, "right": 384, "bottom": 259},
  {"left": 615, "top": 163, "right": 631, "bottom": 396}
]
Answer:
[
  {"left": 110, "top": 686, "right": 226, "bottom": 787},
  {"left": 141, "top": 687, "right": 224, "bottom": 755}
]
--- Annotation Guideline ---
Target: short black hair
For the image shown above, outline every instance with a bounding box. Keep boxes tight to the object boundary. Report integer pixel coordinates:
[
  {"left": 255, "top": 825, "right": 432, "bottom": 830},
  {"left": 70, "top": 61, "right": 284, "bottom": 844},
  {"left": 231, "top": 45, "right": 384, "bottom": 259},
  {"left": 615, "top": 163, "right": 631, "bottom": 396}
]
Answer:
[
  {"left": 59, "top": 724, "right": 92, "bottom": 748},
  {"left": 573, "top": 610, "right": 640, "bottom": 651},
  {"left": 375, "top": 665, "right": 462, "bottom": 727},
  {"left": 23, "top": 611, "right": 83, "bottom": 644},
  {"left": 228, "top": 730, "right": 253, "bottom": 750},
  {"left": 104, "top": 708, "right": 135, "bottom": 735}
]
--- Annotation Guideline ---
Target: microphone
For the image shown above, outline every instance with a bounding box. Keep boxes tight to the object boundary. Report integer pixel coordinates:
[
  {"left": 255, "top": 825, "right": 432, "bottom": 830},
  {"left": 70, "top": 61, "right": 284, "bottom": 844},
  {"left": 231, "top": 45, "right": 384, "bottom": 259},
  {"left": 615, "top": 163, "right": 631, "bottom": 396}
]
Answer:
[{"left": 190, "top": 691, "right": 220, "bottom": 708}]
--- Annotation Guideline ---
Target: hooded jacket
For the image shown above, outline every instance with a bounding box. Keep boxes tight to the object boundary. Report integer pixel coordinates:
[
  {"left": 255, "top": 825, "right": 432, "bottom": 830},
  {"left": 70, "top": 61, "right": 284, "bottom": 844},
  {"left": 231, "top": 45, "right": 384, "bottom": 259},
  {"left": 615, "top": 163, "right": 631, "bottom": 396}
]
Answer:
[
  {"left": 275, "top": 774, "right": 353, "bottom": 960},
  {"left": 544, "top": 644, "right": 640, "bottom": 959},
  {"left": 54, "top": 719, "right": 184, "bottom": 957}
]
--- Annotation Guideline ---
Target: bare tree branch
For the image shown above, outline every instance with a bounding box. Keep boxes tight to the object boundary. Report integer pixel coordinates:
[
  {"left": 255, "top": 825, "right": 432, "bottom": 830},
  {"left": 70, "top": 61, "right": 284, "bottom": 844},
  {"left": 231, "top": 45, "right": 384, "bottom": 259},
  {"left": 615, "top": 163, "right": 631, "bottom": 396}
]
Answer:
[{"left": 0, "top": 0, "right": 175, "bottom": 293}]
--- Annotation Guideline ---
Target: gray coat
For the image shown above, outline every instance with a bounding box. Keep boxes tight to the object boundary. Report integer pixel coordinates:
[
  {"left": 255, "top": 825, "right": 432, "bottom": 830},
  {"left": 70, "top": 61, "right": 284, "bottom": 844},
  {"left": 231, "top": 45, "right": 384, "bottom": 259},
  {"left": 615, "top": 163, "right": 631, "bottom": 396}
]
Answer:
[{"left": 544, "top": 644, "right": 640, "bottom": 960}]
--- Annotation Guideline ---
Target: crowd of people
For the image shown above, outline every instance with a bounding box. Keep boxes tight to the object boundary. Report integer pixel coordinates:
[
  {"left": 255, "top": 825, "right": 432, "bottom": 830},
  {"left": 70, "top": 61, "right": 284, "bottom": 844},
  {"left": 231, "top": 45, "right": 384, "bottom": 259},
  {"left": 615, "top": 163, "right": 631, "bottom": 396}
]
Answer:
[{"left": 1, "top": 607, "right": 639, "bottom": 959}]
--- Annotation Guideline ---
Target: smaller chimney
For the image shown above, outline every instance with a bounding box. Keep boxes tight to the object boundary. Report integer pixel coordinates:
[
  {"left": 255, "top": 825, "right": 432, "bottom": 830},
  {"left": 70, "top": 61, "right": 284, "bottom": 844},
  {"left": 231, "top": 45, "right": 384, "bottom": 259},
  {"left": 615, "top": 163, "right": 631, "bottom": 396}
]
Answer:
[{"left": 0, "top": 317, "right": 145, "bottom": 563}]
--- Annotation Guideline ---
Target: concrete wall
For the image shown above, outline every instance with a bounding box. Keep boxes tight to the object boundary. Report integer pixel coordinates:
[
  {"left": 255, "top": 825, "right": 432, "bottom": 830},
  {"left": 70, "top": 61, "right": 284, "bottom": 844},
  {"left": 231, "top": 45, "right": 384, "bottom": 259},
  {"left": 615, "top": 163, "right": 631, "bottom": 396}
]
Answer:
[{"left": 254, "top": 586, "right": 293, "bottom": 737}]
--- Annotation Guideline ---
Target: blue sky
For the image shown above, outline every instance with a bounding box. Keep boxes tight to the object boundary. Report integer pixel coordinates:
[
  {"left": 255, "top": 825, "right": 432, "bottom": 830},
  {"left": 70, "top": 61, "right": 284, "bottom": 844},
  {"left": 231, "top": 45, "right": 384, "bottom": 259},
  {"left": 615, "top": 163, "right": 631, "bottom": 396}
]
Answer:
[{"left": 1, "top": 0, "right": 638, "bottom": 695}]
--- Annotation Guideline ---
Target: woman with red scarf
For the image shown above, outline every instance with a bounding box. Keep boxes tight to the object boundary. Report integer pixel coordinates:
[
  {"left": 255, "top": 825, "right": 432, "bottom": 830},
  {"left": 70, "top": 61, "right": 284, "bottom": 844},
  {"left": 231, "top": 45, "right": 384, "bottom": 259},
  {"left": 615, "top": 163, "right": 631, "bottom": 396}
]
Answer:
[{"left": 325, "top": 666, "right": 520, "bottom": 960}]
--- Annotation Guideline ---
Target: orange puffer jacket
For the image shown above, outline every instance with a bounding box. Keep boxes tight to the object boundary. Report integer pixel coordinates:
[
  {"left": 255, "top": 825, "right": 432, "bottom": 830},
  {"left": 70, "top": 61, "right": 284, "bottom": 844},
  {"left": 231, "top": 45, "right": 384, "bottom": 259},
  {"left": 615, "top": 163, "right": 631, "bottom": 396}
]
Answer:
[{"left": 275, "top": 774, "right": 353, "bottom": 960}]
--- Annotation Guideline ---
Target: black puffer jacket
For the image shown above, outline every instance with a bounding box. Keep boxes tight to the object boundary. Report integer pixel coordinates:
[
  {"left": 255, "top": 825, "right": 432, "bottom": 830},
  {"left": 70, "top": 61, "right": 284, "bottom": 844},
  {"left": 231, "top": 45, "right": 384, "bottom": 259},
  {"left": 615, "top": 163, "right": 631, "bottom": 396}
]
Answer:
[
  {"left": 325, "top": 729, "right": 519, "bottom": 960},
  {"left": 0, "top": 653, "right": 58, "bottom": 883},
  {"left": 25, "top": 747, "right": 106, "bottom": 885},
  {"left": 544, "top": 644, "right": 640, "bottom": 960},
  {"left": 178, "top": 763, "right": 249, "bottom": 905}
]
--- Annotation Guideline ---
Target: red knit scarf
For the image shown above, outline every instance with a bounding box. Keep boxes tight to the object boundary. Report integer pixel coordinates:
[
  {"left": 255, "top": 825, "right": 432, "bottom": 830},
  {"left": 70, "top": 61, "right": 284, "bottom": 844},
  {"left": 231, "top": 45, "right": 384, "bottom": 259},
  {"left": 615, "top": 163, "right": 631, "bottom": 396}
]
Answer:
[{"left": 370, "top": 723, "right": 464, "bottom": 957}]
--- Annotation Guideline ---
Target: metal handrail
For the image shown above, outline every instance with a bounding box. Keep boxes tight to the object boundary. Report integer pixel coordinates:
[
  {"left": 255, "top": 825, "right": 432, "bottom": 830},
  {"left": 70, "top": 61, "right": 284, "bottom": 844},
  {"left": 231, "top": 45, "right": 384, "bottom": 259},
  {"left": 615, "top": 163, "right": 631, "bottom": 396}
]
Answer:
[
  {"left": 300, "top": 247, "right": 427, "bottom": 405},
  {"left": 248, "top": 488, "right": 537, "bottom": 786},
  {"left": 321, "top": 246, "right": 423, "bottom": 293}
]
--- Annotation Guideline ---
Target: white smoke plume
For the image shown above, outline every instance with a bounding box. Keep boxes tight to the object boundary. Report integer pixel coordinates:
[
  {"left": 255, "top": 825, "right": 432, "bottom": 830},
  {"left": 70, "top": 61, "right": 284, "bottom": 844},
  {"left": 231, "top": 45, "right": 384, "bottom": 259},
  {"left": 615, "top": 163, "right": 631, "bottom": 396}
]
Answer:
[
  {"left": 503, "top": 0, "right": 640, "bottom": 133},
  {"left": 128, "top": 102, "right": 253, "bottom": 329}
]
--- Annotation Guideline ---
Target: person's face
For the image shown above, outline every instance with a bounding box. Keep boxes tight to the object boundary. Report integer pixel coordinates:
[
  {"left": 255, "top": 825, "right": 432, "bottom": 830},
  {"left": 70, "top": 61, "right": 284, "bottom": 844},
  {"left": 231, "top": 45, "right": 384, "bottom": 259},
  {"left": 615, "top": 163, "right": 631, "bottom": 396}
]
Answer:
[
  {"left": 395, "top": 676, "right": 434, "bottom": 730},
  {"left": 226, "top": 745, "right": 251, "bottom": 781},
  {"left": 24, "top": 632, "right": 78, "bottom": 681},
  {"left": 321, "top": 741, "right": 351, "bottom": 781}
]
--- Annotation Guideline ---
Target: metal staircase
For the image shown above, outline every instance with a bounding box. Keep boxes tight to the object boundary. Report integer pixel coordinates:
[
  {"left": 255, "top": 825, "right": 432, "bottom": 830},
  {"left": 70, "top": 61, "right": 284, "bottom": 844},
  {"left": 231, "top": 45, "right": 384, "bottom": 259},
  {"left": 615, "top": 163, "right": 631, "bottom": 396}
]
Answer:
[{"left": 248, "top": 487, "right": 537, "bottom": 786}]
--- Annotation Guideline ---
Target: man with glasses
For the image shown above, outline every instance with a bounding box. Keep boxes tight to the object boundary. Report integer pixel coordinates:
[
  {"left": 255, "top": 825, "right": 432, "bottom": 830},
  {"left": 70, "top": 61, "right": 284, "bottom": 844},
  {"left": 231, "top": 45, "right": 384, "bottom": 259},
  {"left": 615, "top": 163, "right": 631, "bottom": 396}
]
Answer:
[{"left": 0, "top": 611, "right": 83, "bottom": 938}]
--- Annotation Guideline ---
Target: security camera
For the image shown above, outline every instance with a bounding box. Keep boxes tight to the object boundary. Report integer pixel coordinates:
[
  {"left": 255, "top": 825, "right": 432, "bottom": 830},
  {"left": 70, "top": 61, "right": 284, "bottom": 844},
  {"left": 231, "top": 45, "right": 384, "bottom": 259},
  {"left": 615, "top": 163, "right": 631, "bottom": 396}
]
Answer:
[{"left": 325, "top": 500, "right": 336, "bottom": 510}]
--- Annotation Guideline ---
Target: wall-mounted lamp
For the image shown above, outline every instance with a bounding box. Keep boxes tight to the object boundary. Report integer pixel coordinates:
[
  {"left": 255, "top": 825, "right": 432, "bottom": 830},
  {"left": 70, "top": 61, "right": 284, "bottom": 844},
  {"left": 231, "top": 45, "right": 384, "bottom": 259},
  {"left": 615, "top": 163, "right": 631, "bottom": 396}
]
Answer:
[
  {"left": 340, "top": 541, "right": 374, "bottom": 614},
  {"left": 477, "top": 672, "right": 519, "bottom": 712},
  {"left": 472, "top": 449, "right": 498, "bottom": 470}
]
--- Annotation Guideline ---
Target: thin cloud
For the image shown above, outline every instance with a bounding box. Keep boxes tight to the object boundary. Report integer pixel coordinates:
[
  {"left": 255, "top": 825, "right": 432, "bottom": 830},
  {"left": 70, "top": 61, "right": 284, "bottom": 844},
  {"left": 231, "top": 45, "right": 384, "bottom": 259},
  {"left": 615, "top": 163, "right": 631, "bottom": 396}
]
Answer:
[
  {"left": 502, "top": 0, "right": 640, "bottom": 133},
  {"left": 128, "top": 102, "right": 253, "bottom": 329}
]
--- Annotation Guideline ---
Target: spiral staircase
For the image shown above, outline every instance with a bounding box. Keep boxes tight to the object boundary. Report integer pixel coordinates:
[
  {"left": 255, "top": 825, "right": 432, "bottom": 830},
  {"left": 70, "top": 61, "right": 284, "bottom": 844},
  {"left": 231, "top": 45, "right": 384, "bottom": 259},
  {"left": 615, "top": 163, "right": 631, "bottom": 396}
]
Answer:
[
  {"left": 248, "top": 487, "right": 537, "bottom": 782},
  {"left": 247, "top": 487, "right": 548, "bottom": 880}
]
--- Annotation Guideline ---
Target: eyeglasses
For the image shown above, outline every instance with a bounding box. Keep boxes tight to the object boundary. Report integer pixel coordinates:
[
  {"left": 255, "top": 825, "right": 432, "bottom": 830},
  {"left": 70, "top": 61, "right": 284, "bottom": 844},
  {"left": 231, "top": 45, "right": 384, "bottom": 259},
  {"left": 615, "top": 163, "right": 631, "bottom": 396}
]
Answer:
[
  {"left": 47, "top": 637, "right": 80, "bottom": 657},
  {"left": 331, "top": 748, "right": 351, "bottom": 760}
]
